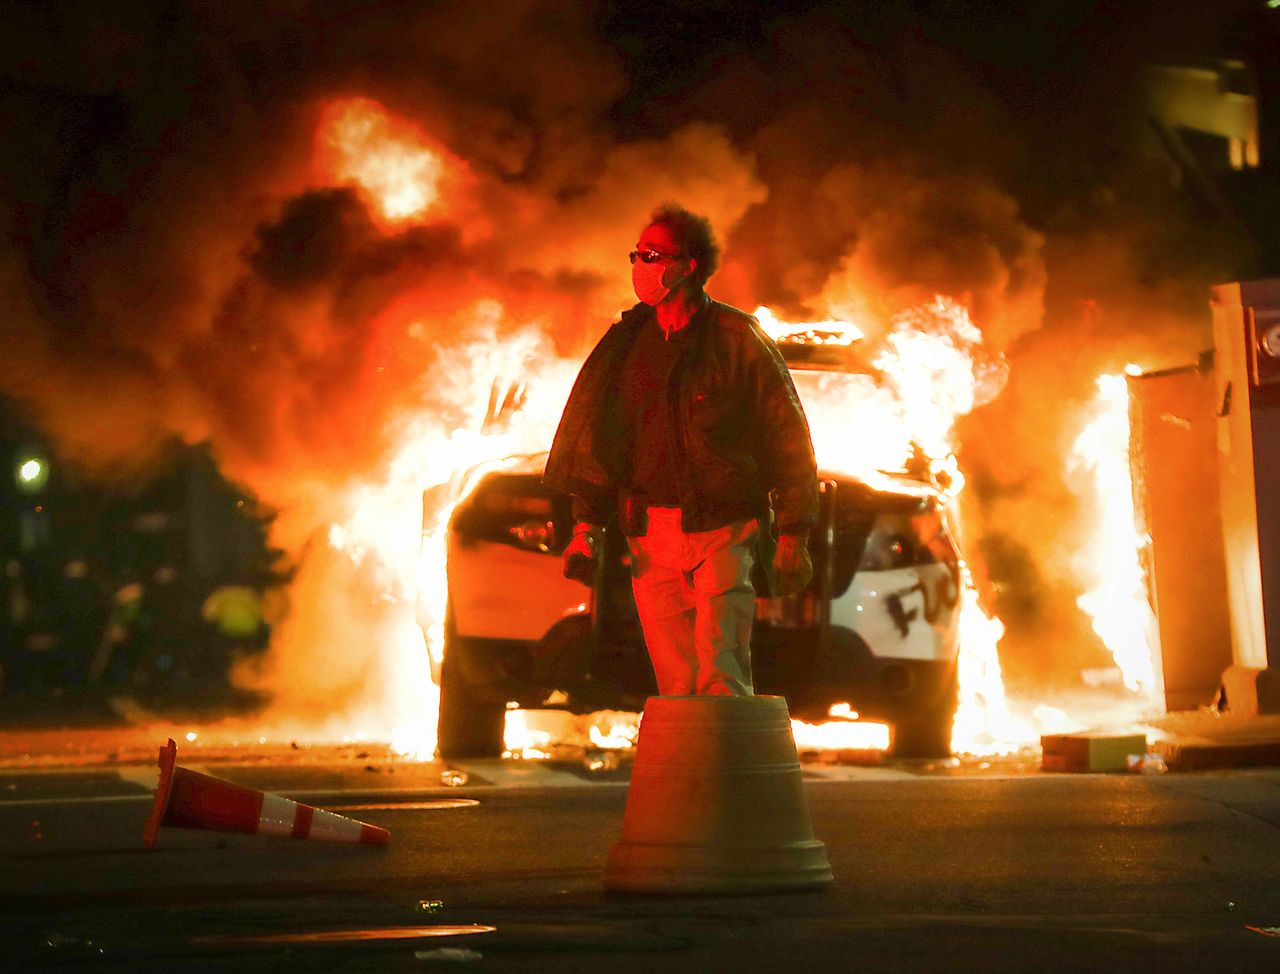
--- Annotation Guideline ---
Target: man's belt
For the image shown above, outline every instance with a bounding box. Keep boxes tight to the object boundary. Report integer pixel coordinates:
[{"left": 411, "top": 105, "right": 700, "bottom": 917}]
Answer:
[{"left": 617, "top": 493, "right": 680, "bottom": 537}]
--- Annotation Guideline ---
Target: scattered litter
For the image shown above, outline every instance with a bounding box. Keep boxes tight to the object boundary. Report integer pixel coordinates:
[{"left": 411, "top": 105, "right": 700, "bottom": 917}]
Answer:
[
  {"left": 584, "top": 751, "right": 621, "bottom": 773},
  {"left": 924, "top": 757, "right": 961, "bottom": 771},
  {"left": 1227, "top": 902, "right": 1238, "bottom": 912},
  {"left": 43, "top": 933, "right": 105, "bottom": 958},
  {"left": 1126, "top": 752, "right": 1169, "bottom": 774},
  {"left": 416, "top": 900, "right": 445, "bottom": 914},
  {"left": 1041, "top": 733, "right": 1147, "bottom": 772},
  {"left": 440, "top": 770, "right": 468, "bottom": 787},
  {"left": 414, "top": 947, "right": 483, "bottom": 962}
]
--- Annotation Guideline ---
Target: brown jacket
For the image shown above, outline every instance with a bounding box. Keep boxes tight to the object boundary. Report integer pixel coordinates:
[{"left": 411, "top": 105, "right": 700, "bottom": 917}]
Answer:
[{"left": 544, "top": 299, "right": 818, "bottom": 534}]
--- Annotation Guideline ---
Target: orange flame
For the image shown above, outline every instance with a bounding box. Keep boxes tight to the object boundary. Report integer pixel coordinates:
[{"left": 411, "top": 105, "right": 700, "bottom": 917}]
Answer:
[
  {"left": 317, "top": 97, "right": 446, "bottom": 222},
  {"left": 325, "top": 313, "right": 580, "bottom": 758},
  {"left": 792, "top": 704, "right": 890, "bottom": 751},
  {"left": 303, "top": 97, "right": 1148, "bottom": 762},
  {"left": 1069, "top": 373, "right": 1161, "bottom": 699},
  {"left": 761, "top": 299, "right": 1017, "bottom": 755},
  {"left": 325, "top": 287, "right": 1022, "bottom": 758},
  {"left": 502, "top": 708, "right": 641, "bottom": 759}
]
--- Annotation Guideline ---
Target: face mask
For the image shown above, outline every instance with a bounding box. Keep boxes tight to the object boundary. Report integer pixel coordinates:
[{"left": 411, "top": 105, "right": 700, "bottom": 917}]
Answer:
[{"left": 632, "top": 259, "right": 675, "bottom": 306}]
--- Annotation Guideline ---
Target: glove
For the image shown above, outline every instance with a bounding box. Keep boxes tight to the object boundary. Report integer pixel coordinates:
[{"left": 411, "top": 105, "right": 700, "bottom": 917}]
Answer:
[
  {"left": 563, "top": 523, "right": 602, "bottom": 583},
  {"left": 771, "top": 533, "right": 813, "bottom": 598}
]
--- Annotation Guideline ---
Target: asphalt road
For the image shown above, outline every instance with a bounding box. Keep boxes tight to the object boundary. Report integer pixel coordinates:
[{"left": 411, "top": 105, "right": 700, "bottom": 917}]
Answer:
[{"left": 3, "top": 747, "right": 1280, "bottom": 972}]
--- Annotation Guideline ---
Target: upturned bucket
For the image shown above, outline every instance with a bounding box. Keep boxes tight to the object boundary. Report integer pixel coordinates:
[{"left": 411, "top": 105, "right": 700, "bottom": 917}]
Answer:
[{"left": 604, "top": 695, "right": 833, "bottom": 894}]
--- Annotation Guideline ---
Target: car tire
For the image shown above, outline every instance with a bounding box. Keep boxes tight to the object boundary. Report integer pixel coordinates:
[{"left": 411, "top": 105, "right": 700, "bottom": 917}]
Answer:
[
  {"left": 889, "top": 675, "right": 958, "bottom": 759},
  {"left": 437, "top": 635, "right": 507, "bottom": 760}
]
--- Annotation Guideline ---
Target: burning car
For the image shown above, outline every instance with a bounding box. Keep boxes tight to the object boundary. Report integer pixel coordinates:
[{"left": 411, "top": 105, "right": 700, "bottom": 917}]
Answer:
[{"left": 432, "top": 325, "right": 964, "bottom": 760}]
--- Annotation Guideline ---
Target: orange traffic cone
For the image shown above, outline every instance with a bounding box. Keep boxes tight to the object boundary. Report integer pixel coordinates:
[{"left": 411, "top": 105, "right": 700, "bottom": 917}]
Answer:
[
  {"left": 143, "top": 739, "right": 389, "bottom": 849},
  {"left": 604, "top": 695, "right": 833, "bottom": 893}
]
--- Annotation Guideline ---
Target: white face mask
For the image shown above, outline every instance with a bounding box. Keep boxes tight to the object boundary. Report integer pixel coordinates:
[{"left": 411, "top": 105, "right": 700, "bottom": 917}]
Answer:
[{"left": 632, "top": 259, "right": 674, "bottom": 306}]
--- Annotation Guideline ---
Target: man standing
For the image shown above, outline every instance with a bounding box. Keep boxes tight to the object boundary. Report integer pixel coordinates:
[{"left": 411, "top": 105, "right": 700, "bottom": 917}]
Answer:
[{"left": 544, "top": 205, "right": 818, "bottom": 696}]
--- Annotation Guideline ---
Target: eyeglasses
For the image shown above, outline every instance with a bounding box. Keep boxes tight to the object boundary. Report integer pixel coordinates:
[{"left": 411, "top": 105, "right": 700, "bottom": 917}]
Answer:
[{"left": 629, "top": 249, "right": 683, "bottom": 264}]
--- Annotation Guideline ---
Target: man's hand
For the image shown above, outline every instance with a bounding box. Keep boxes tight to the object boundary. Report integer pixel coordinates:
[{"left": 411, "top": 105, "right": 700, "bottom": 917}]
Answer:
[
  {"left": 771, "top": 532, "right": 813, "bottom": 598},
  {"left": 563, "top": 523, "right": 602, "bottom": 583}
]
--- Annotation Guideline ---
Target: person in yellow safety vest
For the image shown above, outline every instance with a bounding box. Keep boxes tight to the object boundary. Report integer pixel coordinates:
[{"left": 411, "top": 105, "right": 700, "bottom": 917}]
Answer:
[{"left": 201, "top": 585, "right": 264, "bottom": 640}]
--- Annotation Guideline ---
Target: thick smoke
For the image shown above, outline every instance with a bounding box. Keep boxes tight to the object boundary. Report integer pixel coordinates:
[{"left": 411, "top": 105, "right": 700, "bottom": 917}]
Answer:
[{"left": 0, "top": 0, "right": 1262, "bottom": 724}]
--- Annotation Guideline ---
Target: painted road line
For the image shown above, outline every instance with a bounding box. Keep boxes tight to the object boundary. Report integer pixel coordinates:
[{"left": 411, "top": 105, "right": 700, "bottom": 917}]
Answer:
[{"left": 0, "top": 794, "right": 153, "bottom": 807}]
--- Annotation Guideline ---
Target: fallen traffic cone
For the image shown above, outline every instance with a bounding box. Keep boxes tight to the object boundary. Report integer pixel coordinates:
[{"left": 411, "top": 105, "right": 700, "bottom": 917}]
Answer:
[
  {"left": 604, "top": 695, "right": 833, "bottom": 894},
  {"left": 143, "top": 738, "right": 389, "bottom": 849}
]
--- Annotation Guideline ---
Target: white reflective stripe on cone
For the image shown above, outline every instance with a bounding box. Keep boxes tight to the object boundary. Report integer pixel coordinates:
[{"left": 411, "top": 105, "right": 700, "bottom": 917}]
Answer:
[
  {"left": 306, "top": 807, "right": 366, "bottom": 842},
  {"left": 258, "top": 792, "right": 300, "bottom": 837}
]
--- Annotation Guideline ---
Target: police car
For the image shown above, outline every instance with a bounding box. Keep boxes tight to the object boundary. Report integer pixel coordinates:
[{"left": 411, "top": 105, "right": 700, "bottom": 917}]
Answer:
[{"left": 433, "top": 454, "right": 962, "bottom": 759}]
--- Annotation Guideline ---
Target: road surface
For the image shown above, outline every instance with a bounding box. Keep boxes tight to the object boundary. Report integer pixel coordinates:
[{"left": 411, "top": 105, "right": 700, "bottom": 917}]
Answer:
[{"left": 2, "top": 737, "right": 1279, "bottom": 971}]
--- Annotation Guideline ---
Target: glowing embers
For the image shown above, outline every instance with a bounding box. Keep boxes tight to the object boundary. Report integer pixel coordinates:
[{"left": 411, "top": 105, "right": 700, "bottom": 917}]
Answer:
[
  {"left": 318, "top": 97, "right": 446, "bottom": 222},
  {"left": 1069, "top": 373, "right": 1161, "bottom": 698},
  {"left": 503, "top": 709, "right": 640, "bottom": 760},
  {"left": 791, "top": 703, "right": 890, "bottom": 752}
]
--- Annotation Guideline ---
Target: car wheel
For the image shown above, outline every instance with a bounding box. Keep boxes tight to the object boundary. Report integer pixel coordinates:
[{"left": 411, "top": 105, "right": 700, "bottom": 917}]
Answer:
[
  {"left": 889, "top": 676, "right": 958, "bottom": 759},
  {"left": 437, "top": 622, "right": 508, "bottom": 759}
]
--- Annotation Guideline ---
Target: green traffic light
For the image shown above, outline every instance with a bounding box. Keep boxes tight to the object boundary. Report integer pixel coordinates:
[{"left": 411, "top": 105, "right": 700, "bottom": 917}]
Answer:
[{"left": 14, "top": 456, "right": 49, "bottom": 492}]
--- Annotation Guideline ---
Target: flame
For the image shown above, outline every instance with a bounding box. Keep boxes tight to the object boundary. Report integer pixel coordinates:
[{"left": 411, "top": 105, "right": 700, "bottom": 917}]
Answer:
[
  {"left": 1068, "top": 373, "right": 1161, "bottom": 699},
  {"left": 588, "top": 713, "right": 642, "bottom": 750},
  {"left": 951, "top": 564, "right": 1023, "bottom": 754},
  {"left": 328, "top": 309, "right": 581, "bottom": 758},
  {"left": 755, "top": 305, "right": 865, "bottom": 346},
  {"left": 791, "top": 703, "right": 890, "bottom": 751},
  {"left": 358, "top": 289, "right": 1019, "bottom": 759},
  {"left": 763, "top": 298, "right": 1017, "bottom": 755},
  {"left": 301, "top": 98, "right": 1116, "bottom": 762},
  {"left": 317, "top": 288, "right": 1021, "bottom": 757},
  {"left": 502, "top": 709, "right": 642, "bottom": 759},
  {"left": 317, "top": 98, "right": 447, "bottom": 222},
  {"left": 872, "top": 297, "right": 1007, "bottom": 489},
  {"left": 502, "top": 709, "right": 556, "bottom": 760}
]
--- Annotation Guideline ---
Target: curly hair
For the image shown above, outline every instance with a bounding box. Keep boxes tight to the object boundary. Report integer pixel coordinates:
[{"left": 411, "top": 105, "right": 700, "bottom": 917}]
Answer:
[{"left": 648, "top": 204, "right": 720, "bottom": 288}]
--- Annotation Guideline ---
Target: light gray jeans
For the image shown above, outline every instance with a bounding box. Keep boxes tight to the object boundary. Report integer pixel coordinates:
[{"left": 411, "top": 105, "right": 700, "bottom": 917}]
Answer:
[{"left": 626, "top": 508, "right": 759, "bottom": 696}]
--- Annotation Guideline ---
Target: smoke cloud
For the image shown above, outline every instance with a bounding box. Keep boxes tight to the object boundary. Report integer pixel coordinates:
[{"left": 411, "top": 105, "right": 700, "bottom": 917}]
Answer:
[{"left": 0, "top": 0, "right": 1264, "bottom": 726}]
